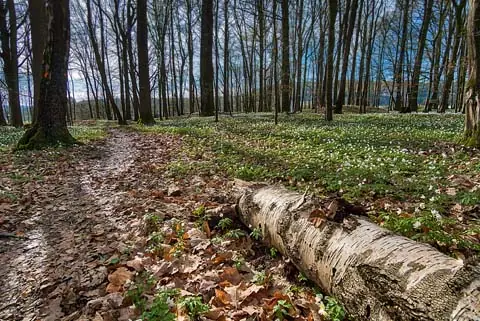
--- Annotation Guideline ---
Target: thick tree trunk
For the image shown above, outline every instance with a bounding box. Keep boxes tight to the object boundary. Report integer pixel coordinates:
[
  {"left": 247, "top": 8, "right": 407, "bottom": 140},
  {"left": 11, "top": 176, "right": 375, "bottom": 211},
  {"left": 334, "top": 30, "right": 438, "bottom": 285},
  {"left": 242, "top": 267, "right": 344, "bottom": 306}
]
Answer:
[
  {"left": 28, "top": 0, "right": 46, "bottom": 122},
  {"left": 17, "top": 0, "right": 75, "bottom": 149},
  {"left": 235, "top": 183, "right": 480, "bottom": 321},
  {"left": 464, "top": 0, "right": 480, "bottom": 147}
]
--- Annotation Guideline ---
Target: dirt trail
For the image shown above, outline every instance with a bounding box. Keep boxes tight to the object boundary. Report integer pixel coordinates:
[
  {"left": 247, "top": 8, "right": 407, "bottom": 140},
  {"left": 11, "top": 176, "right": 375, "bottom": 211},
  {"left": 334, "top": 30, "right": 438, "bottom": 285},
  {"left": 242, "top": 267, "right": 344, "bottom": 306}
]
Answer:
[{"left": 0, "top": 130, "right": 142, "bottom": 320}]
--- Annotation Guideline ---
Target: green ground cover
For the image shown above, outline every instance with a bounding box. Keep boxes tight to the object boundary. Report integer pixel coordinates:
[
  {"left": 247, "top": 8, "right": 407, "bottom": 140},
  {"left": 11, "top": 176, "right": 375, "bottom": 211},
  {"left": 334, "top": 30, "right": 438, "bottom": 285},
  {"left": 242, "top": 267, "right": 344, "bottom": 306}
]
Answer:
[
  {"left": 0, "top": 123, "right": 107, "bottom": 152},
  {"left": 138, "top": 112, "right": 480, "bottom": 257}
]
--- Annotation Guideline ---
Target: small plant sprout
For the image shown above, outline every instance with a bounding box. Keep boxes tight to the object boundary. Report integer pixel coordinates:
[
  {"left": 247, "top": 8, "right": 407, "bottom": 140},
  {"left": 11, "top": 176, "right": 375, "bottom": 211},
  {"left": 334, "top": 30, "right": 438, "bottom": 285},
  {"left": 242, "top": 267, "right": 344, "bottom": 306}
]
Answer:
[
  {"left": 297, "top": 272, "right": 308, "bottom": 283},
  {"left": 252, "top": 271, "right": 268, "bottom": 285},
  {"left": 233, "top": 255, "right": 245, "bottom": 269},
  {"left": 217, "top": 217, "right": 233, "bottom": 230},
  {"left": 141, "top": 290, "right": 177, "bottom": 321},
  {"left": 325, "top": 296, "right": 346, "bottom": 321},
  {"left": 192, "top": 204, "right": 206, "bottom": 217},
  {"left": 225, "top": 229, "right": 247, "bottom": 239},
  {"left": 250, "top": 227, "right": 262, "bottom": 240},
  {"left": 273, "top": 299, "right": 293, "bottom": 320},
  {"left": 179, "top": 296, "right": 210, "bottom": 320},
  {"left": 269, "top": 247, "right": 279, "bottom": 258}
]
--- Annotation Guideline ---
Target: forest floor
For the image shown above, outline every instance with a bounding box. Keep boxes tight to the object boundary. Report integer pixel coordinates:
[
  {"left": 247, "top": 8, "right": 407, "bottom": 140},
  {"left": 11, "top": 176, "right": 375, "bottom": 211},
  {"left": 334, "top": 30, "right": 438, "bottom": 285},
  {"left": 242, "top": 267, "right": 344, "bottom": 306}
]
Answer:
[
  {"left": 0, "top": 124, "right": 340, "bottom": 321},
  {"left": 0, "top": 112, "right": 479, "bottom": 321}
]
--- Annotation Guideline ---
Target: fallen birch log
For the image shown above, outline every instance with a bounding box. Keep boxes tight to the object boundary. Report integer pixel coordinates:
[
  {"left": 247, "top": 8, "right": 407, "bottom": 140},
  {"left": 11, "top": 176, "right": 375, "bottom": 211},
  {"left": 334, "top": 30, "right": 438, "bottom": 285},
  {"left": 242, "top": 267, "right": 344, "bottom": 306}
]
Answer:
[{"left": 234, "top": 182, "right": 480, "bottom": 321}]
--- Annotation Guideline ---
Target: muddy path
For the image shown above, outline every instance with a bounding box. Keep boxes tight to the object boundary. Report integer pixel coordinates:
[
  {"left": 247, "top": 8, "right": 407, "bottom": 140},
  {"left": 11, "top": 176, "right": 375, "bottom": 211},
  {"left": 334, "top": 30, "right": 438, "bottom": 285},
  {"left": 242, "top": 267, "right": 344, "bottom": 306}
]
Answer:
[{"left": 0, "top": 130, "right": 154, "bottom": 320}]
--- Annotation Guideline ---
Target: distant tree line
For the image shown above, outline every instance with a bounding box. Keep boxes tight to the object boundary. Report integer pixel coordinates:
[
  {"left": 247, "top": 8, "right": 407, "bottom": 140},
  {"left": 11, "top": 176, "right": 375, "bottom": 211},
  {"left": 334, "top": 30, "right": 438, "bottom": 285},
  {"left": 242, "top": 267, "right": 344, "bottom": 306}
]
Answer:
[{"left": 0, "top": 0, "right": 479, "bottom": 146}]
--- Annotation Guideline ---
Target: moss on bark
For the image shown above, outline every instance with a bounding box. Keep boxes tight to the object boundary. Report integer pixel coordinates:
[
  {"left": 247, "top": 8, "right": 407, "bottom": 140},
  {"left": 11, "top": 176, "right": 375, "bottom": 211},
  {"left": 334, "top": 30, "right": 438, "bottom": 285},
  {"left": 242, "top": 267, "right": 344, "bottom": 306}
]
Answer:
[
  {"left": 463, "top": 128, "right": 480, "bottom": 148},
  {"left": 16, "top": 124, "right": 77, "bottom": 150}
]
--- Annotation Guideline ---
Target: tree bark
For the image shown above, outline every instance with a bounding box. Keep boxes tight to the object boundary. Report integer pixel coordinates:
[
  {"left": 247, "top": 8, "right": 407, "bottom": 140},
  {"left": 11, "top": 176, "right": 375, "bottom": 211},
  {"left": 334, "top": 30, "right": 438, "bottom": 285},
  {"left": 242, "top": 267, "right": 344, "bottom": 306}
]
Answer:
[
  {"left": 439, "top": 0, "right": 467, "bottom": 113},
  {"left": 0, "top": 0, "right": 22, "bottom": 127},
  {"left": 281, "top": 0, "right": 290, "bottom": 113},
  {"left": 394, "top": 0, "right": 409, "bottom": 111},
  {"left": 235, "top": 183, "right": 480, "bottom": 321},
  {"left": 17, "top": 0, "right": 75, "bottom": 149},
  {"left": 0, "top": 94, "right": 7, "bottom": 125},
  {"left": 86, "top": 0, "right": 125, "bottom": 125},
  {"left": 223, "top": 0, "right": 230, "bottom": 114},
  {"left": 200, "top": 0, "right": 215, "bottom": 116},
  {"left": 136, "top": 0, "right": 154, "bottom": 125},
  {"left": 28, "top": 0, "right": 46, "bottom": 122},
  {"left": 334, "top": 0, "right": 359, "bottom": 114},
  {"left": 464, "top": 0, "right": 480, "bottom": 147},
  {"left": 325, "top": 0, "right": 337, "bottom": 121},
  {"left": 406, "top": 0, "right": 434, "bottom": 113}
]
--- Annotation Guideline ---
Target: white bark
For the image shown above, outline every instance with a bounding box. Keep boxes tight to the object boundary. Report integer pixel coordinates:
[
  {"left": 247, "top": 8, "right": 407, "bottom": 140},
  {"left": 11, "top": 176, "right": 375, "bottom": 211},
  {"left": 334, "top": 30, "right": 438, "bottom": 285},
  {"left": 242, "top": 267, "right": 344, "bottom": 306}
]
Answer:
[{"left": 235, "top": 183, "right": 480, "bottom": 321}]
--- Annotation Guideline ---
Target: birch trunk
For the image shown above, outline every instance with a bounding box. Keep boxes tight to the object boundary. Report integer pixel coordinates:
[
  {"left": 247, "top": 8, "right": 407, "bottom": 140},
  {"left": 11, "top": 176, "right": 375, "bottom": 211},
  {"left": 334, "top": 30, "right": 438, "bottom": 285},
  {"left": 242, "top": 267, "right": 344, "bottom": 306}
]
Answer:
[{"left": 235, "top": 183, "right": 480, "bottom": 321}]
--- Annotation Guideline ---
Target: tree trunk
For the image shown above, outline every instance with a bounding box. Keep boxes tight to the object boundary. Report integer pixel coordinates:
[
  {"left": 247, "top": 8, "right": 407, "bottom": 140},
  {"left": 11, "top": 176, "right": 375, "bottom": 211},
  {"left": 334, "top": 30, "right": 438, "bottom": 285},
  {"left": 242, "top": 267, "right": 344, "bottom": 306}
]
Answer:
[
  {"left": 335, "top": 0, "right": 359, "bottom": 114},
  {"left": 28, "top": 0, "right": 46, "bottom": 122},
  {"left": 235, "top": 183, "right": 480, "bottom": 321},
  {"left": 281, "top": 0, "right": 290, "bottom": 113},
  {"left": 325, "top": 0, "right": 337, "bottom": 121},
  {"left": 18, "top": 0, "right": 75, "bottom": 149},
  {"left": 406, "top": 0, "right": 434, "bottom": 113},
  {"left": 0, "top": 94, "right": 7, "bottom": 125},
  {"left": 0, "top": 0, "right": 22, "bottom": 127},
  {"left": 223, "top": 0, "right": 230, "bottom": 114},
  {"left": 86, "top": 0, "right": 125, "bottom": 125},
  {"left": 439, "top": 0, "right": 467, "bottom": 113},
  {"left": 200, "top": 0, "right": 215, "bottom": 116},
  {"left": 186, "top": 0, "right": 196, "bottom": 114},
  {"left": 137, "top": 0, "right": 155, "bottom": 125},
  {"left": 464, "top": 0, "right": 480, "bottom": 147},
  {"left": 394, "top": 0, "right": 409, "bottom": 111}
]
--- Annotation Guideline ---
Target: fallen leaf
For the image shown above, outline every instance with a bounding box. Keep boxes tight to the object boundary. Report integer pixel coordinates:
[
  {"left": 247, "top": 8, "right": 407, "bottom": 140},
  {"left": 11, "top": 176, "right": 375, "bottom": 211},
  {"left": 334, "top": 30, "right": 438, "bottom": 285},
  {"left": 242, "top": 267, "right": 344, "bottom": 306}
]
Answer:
[
  {"left": 219, "top": 267, "right": 242, "bottom": 285},
  {"left": 106, "top": 267, "right": 133, "bottom": 293},
  {"left": 214, "top": 288, "right": 231, "bottom": 306}
]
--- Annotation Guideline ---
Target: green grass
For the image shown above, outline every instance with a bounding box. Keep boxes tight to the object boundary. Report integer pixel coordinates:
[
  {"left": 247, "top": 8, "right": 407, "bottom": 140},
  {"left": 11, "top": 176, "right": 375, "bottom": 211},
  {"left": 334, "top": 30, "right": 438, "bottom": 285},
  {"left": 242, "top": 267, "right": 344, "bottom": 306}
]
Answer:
[
  {"left": 0, "top": 123, "right": 107, "bottom": 151},
  {"left": 136, "top": 112, "right": 480, "bottom": 255}
]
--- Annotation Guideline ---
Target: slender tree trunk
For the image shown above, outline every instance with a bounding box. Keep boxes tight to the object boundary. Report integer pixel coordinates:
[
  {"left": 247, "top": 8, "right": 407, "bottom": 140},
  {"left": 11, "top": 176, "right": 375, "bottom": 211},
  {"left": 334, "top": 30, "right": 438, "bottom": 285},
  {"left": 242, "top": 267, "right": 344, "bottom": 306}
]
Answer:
[
  {"left": 406, "top": 0, "right": 434, "bottom": 113},
  {"left": 394, "top": 0, "right": 409, "bottom": 111},
  {"left": 223, "top": 0, "right": 230, "bottom": 114},
  {"left": 86, "top": 0, "right": 124, "bottom": 125},
  {"left": 186, "top": 0, "right": 196, "bottom": 114},
  {"left": 281, "top": 0, "right": 290, "bottom": 113},
  {"left": 326, "top": 0, "right": 337, "bottom": 121},
  {"left": 0, "top": 0, "right": 22, "bottom": 127},
  {"left": 439, "top": 0, "right": 467, "bottom": 113},
  {"left": 335, "top": 0, "right": 359, "bottom": 114},
  {"left": 273, "top": 0, "right": 279, "bottom": 124},
  {"left": 0, "top": 94, "right": 6, "bottom": 125},
  {"left": 200, "top": 0, "right": 215, "bottom": 116}
]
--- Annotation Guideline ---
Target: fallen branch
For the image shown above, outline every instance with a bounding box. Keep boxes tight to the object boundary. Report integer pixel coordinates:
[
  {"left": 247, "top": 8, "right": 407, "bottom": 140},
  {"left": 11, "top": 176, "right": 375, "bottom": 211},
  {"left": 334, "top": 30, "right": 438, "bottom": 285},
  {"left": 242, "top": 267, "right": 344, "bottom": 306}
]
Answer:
[{"left": 234, "top": 182, "right": 480, "bottom": 321}]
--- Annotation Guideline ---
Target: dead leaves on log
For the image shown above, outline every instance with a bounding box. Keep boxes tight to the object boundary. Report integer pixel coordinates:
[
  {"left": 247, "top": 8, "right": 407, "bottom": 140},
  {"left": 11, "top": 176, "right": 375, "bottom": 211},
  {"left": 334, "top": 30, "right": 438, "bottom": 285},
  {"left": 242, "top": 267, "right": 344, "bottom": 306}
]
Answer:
[{"left": 309, "top": 197, "right": 367, "bottom": 228}]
